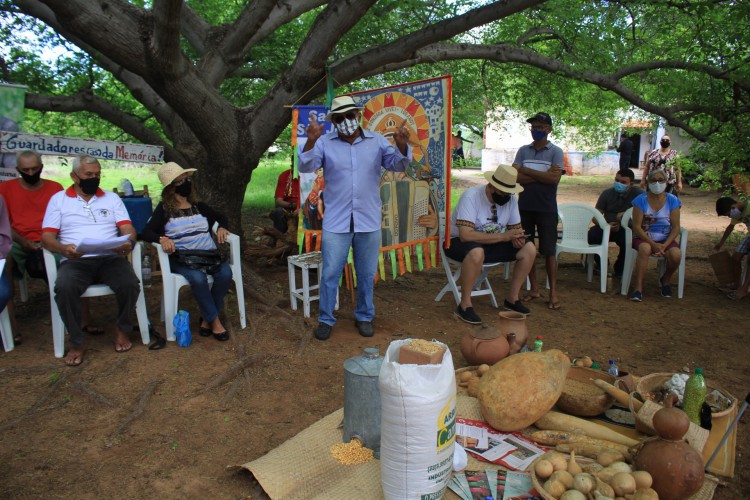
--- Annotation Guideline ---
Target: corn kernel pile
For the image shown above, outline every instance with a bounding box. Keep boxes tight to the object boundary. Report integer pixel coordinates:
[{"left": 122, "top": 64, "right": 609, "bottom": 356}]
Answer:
[
  {"left": 406, "top": 339, "right": 442, "bottom": 354},
  {"left": 330, "top": 439, "right": 374, "bottom": 465}
]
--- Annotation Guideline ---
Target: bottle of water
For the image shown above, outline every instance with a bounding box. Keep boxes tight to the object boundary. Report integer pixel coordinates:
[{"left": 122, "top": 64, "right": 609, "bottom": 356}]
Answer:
[
  {"left": 683, "top": 368, "right": 707, "bottom": 425},
  {"left": 533, "top": 336, "right": 543, "bottom": 352},
  {"left": 142, "top": 254, "right": 152, "bottom": 287},
  {"left": 119, "top": 178, "right": 135, "bottom": 197},
  {"left": 607, "top": 359, "right": 619, "bottom": 377}
]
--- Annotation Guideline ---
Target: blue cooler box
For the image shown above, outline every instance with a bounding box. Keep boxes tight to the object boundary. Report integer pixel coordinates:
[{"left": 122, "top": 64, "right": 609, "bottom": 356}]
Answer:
[{"left": 122, "top": 197, "right": 154, "bottom": 236}]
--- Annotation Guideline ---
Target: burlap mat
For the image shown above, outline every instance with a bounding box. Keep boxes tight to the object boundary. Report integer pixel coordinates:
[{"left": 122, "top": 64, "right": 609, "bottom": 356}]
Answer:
[{"left": 241, "top": 395, "right": 718, "bottom": 500}]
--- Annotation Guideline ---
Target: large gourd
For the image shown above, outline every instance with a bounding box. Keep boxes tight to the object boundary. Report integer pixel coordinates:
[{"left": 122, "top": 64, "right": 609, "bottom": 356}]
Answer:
[{"left": 477, "top": 349, "right": 570, "bottom": 431}]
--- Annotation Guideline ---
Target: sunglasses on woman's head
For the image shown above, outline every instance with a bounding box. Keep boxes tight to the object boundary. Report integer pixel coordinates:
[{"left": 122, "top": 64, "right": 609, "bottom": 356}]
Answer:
[{"left": 332, "top": 111, "right": 358, "bottom": 124}]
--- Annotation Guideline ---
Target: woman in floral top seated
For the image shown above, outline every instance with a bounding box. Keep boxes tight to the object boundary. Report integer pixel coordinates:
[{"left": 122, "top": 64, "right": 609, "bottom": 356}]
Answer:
[{"left": 142, "top": 163, "right": 232, "bottom": 341}]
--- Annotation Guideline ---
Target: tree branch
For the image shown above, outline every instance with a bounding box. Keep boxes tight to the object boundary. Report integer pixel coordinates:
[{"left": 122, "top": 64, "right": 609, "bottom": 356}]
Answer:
[
  {"left": 151, "top": 0, "right": 186, "bottom": 77},
  {"left": 180, "top": 4, "right": 210, "bottom": 55},
  {"left": 353, "top": 42, "right": 747, "bottom": 141},
  {"left": 25, "top": 91, "right": 182, "bottom": 159}
]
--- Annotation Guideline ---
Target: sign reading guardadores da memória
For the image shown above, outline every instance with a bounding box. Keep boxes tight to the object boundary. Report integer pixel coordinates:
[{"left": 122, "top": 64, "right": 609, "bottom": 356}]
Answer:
[{"left": 0, "top": 131, "right": 164, "bottom": 164}]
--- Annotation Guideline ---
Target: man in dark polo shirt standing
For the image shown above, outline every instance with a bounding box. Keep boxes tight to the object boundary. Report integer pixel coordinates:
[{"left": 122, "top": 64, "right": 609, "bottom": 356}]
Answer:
[{"left": 512, "top": 112, "right": 564, "bottom": 310}]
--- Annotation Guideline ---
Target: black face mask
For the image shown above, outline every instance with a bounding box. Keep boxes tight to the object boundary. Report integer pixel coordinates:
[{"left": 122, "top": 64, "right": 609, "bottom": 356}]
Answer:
[
  {"left": 175, "top": 180, "right": 192, "bottom": 197},
  {"left": 19, "top": 170, "right": 42, "bottom": 186},
  {"left": 77, "top": 176, "right": 100, "bottom": 195},
  {"left": 492, "top": 192, "right": 511, "bottom": 206},
  {"left": 660, "top": 140, "right": 670, "bottom": 148}
]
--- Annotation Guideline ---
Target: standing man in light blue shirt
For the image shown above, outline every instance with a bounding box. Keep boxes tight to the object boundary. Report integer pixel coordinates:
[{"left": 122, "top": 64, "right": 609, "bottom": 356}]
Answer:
[{"left": 299, "top": 95, "right": 412, "bottom": 340}]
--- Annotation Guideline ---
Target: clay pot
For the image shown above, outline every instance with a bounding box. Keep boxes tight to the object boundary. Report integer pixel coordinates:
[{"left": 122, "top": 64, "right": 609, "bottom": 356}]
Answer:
[
  {"left": 615, "top": 371, "right": 634, "bottom": 393},
  {"left": 460, "top": 324, "right": 510, "bottom": 365},
  {"left": 497, "top": 311, "right": 528, "bottom": 354},
  {"left": 634, "top": 404, "right": 705, "bottom": 500}
]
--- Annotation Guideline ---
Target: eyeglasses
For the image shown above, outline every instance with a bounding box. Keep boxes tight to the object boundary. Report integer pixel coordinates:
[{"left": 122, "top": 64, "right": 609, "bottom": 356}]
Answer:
[
  {"left": 332, "top": 111, "right": 358, "bottom": 124},
  {"left": 82, "top": 203, "right": 96, "bottom": 222},
  {"left": 488, "top": 204, "right": 498, "bottom": 223}
]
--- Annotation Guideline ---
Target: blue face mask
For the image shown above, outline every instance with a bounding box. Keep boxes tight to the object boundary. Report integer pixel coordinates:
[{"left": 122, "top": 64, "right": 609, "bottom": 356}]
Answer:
[
  {"left": 531, "top": 129, "right": 548, "bottom": 141},
  {"left": 613, "top": 181, "right": 627, "bottom": 193}
]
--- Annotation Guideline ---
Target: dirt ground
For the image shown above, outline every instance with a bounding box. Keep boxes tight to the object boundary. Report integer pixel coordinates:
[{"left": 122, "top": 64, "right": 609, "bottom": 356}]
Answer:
[{"left": 1, "top": 173, "right": 748, "bottom": 500}]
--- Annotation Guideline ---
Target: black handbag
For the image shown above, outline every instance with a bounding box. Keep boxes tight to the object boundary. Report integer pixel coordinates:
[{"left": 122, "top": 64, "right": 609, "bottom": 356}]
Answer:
[{"left": 174, "top": 249, "right": 224, "bottom": 274}]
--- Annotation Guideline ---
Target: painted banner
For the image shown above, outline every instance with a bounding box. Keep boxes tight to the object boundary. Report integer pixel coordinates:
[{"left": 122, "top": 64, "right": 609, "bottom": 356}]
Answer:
[
  {"left": 0, "top": 131, "right": 165, "bottom": 164},
  {"left": 293, "top": 76, "right": 452, "bottom": 280},
  {"left": 0, "top": 83, "right": 26, "bottom": 179}
]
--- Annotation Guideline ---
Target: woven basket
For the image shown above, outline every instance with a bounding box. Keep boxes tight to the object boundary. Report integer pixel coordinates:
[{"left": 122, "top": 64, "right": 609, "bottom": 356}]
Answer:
[{"left": 529, "top": 452, "right": 599, "bottom": 500}]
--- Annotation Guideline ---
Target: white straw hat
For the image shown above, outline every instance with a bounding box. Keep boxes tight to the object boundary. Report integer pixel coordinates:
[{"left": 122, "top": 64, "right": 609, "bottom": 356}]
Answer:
[
  {"left": 158, "top": 162, "right": 197, "bottom": 187},
  {"left": 483, "top": 164, "right": 524, "bottom": 194},
  {"left": 324, "top": 95, "right": 363, "bottom": 121}
]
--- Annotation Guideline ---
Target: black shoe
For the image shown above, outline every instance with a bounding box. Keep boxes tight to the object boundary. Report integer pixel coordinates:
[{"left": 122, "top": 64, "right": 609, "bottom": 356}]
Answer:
[
  {"left": 354, "top": 320, "right": 374, "bottom": 337},
  {"left": 198, "top": 317, "right": 212, "bottom": 337},
  {"left": 213, "top": 331, "right": 230, "bottom": 341},
  {"left": 504, "top": 299, "right": 530, "bottom": 315},
  {"left": 455, "top": 305, "right": 482, "bottom": 324},
  {"left": 314, "top": 323, "right": 332, "bottom": 341}
]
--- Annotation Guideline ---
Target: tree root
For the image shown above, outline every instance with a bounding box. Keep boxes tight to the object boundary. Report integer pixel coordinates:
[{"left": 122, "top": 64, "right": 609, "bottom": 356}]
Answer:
[
  {"left": 0, "top": 364, "right": 66, "bottom": 376},
  {"left": 197, "top": 355, "right": 262, "bottom": 395},
  {"left": 70, "top": 381, "right": 116, "bottom": 407},
  {"left": 107, "top": 379, "right": 162, "bottom": 445},
  {"left": 29, "top": 369, "right": 73, "bottom": 413},
  {"left": 0, "top": 399, "right": 70, "bottom": 433}
]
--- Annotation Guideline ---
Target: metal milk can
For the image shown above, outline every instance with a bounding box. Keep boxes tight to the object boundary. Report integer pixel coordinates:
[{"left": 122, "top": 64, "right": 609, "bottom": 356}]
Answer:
[{"left": 343, "top": 347, "right": 383, "bottom": 457}]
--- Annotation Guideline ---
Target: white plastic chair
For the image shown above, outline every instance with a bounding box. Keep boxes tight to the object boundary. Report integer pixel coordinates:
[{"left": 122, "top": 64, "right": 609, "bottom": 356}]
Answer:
[
  {"left": 434, "top": 212, "right": 523, "bottom": 307},
  {"left": 0, "top": 259, "right": 15, "bottom": 352},
  {"left": 152, "top": 230, "right": 246, "bottom": 341},
  {"left": 619, "top": 207, "right": 688, "bottom": 298},
  {"left": 555, "top": 203, "right": 611, "bottom": 293},
  {"left": 43, "top": 245, "right": 151, "bottom": 358}
]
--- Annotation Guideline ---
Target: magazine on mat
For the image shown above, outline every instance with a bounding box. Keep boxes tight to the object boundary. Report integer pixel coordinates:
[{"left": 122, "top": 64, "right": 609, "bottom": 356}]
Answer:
[
  {"left": 450, "top": 469, "right": 541, "bottom": 500},
  {"left": 455, "top": 418, "right": 546, "bottom": 470}
]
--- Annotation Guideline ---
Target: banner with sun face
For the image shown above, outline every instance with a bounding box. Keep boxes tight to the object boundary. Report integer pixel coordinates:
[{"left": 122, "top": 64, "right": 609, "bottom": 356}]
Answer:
[{"left": 351, "top": 76, "right": 451, "bottom": 279}]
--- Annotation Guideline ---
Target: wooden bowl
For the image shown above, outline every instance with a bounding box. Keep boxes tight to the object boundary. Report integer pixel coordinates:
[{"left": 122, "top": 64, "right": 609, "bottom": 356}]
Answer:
[
  {"left": 555, "top": 367, "right": 616, "bottom": 417},
  {"left": 636, "top": 372, "right": 735, "bottom": 417}
]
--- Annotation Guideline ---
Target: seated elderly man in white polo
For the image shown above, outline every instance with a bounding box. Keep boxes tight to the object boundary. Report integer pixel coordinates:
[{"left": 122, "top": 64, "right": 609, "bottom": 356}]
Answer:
[
  {"left": 445, "top": 164, "right": 537, "bottom": 324},
  {"left": 41, "top": 155, "right": 140, "bottom": 366}
]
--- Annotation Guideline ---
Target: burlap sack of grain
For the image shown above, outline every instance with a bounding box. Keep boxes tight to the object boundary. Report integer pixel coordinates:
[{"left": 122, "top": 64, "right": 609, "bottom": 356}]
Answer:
[{"left": 379, "top": 339, "right": 456, "bottom": 500}]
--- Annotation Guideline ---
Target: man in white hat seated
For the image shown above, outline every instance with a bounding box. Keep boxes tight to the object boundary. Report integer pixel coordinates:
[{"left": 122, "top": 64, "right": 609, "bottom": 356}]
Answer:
[
  {"left": 299, "top": 95, "right": 411, "bottom": 341},
  {"left": 446, "top": 164, "right": 537, "bottom": 324},
  {"left": 41, "top": 154, "right": 140, "bottom": 366}
]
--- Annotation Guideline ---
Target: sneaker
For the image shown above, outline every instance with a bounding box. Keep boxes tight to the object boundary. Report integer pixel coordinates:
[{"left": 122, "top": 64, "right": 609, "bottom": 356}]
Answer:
[
  {"left": 660, "top": 281, "right": 672, "bottom": 298},
  {"left": 314, "top": 323, "right": 332, "bottom": 340},
  {"left": 503, "top": 299, "right": 530, "bottom": 315},
  {"left": 354, "top": 320, "right": 374, "bottom": 337},
  {"left": 455, "top": 305, "right": 482, "bottom": 324},
  {"left": 629, "top": 291, "right": 643, "bottom": 302}
]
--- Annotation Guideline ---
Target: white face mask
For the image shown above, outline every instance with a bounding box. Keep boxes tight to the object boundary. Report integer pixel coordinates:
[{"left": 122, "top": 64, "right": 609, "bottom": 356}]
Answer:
[
  {"left": 730, "top": 207, "right": 742, "bottom": 218},
  {"left": 335, "top": 117, "right": 359, "bottom": 136},
  {"left": 648, "top": 181, "right": 667, "bottom": 194}
]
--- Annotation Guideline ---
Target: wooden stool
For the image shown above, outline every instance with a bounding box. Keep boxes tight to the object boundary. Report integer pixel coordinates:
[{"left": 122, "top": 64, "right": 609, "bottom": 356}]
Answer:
[{"left": 287, "top": 252, "right": 338, "bottom": 317}]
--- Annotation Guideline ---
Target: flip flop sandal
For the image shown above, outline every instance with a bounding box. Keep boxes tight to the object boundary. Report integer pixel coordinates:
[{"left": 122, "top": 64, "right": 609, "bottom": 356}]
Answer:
[
  {"left": 148, "top": 326, "right": 167, "bottom": 350},
  {"left": 64, "top": 353, "right": 84, "bottom": 367},
  {"left": 522, "top": 293, "right": 541, "bottom": 303},
  {"left": 547, "top": 301, "right": 562, "bottom": 310}
]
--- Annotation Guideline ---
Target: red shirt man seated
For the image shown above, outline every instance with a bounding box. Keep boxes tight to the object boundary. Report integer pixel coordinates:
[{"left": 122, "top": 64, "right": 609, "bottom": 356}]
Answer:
[{"left": 269, "top": 167, "right": 300, "bottom": 234}]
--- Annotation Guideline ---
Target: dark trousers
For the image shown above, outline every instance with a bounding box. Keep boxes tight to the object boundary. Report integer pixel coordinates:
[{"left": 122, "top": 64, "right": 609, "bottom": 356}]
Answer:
[
  {"left": 588, "top": 225, "right": 626, "bottom": 274},
  {"left": 54, "top": 256, "right": 141, "bottom": 347},
  {"left": 269, "top": 207, "right": 289, "bottom": 233}
]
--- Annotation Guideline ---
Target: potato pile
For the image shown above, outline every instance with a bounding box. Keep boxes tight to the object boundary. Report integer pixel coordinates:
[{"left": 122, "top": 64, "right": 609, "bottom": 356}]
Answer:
[
  {"left": 457, "top": 364, "right": 490, "bottom": 397},
  {"left": 534, "top": 451, "right": 659, "bottom": 500}
]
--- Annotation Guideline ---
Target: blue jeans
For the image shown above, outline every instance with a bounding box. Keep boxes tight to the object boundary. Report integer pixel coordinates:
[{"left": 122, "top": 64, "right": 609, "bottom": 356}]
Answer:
[
  {"left": 171, "top": 261, "right": 232, "bottom": 323},
  {"left": 319, "top": 229, "right": 380, "bottom": 326},
  {"left": 0, "top": 264, "right": 11, "bottom": 313}
]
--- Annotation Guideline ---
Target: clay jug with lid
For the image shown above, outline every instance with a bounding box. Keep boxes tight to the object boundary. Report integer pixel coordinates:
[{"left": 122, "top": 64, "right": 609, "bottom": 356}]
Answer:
[
  {"left": 460, "top": 324, "right": 510, "bottom": 365},
  {"left": 634, "top": 398, "right": 705, "bottom": 500}
]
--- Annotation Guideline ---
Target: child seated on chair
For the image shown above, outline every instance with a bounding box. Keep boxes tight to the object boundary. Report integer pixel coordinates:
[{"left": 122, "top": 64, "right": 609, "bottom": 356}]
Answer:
[{"left": 714, "top": 196, "right": 750, "bottom": 299}]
